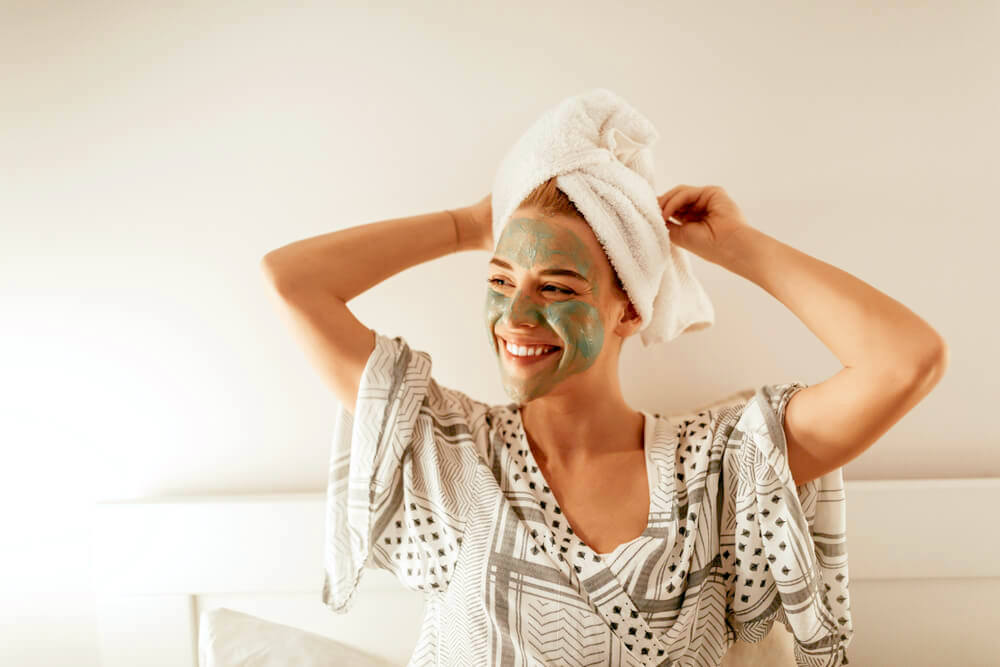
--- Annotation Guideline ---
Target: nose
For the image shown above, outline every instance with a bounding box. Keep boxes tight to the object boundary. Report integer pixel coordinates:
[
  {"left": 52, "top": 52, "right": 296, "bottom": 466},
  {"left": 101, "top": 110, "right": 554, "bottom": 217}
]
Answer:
[{"left": 504, "top": 286, "right": 546, "bottom": 328}]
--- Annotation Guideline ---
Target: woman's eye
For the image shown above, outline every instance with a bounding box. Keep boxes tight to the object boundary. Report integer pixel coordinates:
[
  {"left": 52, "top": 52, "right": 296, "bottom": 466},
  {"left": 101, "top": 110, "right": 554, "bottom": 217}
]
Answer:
[{"left": 486, "top": 278, "right": 574, "bottom": 296}]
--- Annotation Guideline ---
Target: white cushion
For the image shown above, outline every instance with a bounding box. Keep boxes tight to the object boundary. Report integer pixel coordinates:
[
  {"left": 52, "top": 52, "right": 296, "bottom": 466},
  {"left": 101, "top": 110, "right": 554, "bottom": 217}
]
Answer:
[{"left": 199, "top": 607, "right": 399, "bottom": 667}]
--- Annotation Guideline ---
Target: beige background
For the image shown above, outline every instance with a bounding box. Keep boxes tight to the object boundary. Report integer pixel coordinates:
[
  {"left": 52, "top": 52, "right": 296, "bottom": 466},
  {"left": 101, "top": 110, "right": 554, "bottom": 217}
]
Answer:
[{"left": 2, "top": 0, "right": 996, "bottom": 664}]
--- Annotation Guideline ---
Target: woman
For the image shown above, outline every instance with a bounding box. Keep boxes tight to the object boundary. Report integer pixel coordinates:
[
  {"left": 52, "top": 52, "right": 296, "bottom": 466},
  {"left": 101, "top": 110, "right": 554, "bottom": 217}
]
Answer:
[{"left": 262, "top": 180, "right": 945, "bottom": 666}]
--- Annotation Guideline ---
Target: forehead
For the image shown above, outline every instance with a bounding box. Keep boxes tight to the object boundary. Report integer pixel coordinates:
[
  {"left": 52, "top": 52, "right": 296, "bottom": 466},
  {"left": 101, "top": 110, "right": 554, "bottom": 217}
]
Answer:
[{"left": 494, "top": 208, "right": 608, "bottom": 274}]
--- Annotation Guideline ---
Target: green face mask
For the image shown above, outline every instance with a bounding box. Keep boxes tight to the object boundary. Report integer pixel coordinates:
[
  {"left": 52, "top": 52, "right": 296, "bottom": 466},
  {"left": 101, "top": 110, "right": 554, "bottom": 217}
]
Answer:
[{"left": 485, "top": 215, "right": 606, "bottom": 404}]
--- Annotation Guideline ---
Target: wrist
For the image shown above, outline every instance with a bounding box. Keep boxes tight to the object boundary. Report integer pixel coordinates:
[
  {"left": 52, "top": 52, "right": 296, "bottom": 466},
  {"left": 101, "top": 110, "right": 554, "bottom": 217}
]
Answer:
[
  {"left": 450, "top": 207, "right": 488, "bottom": 252},
  {"left": 717, "top": 226, "right": 764, "bottom": 271}
]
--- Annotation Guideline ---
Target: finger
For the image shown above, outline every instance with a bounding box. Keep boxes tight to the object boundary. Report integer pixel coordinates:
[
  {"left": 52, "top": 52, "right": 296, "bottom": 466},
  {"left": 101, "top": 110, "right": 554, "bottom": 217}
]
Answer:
[
  {"left": 661, "top": 184, "right": 702, "bottom": 213},
  {"left": 657, "top": 186, "right": 682, "bottom": 206},
  {"left": 658, "top": 188, "right": 687, "bottom": 224},
  {"left": 658, "top": 184, "right": 691, "bottom": 208},
  {"left": 662, "top": 186, "right": 704, "bottom": 220},
  {"left": 659, "top": 186, "right": 692, "bottom": 225}
]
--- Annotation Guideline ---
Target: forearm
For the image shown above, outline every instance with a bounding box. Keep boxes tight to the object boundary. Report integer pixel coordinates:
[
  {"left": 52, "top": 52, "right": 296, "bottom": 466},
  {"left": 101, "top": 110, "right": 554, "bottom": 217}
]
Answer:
[
  {"left": 718, "top": 227, "right": 948, "bottom": 379},
  {"left": 262, "top": 208, "right": 479, "bottom": 302}
]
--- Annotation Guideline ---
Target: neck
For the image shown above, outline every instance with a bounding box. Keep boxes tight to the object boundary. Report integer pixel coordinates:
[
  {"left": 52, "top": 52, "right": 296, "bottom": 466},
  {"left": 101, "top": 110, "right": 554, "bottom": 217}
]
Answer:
[{"left": 519, "top": 387, "right": 643, "bottom": 470}]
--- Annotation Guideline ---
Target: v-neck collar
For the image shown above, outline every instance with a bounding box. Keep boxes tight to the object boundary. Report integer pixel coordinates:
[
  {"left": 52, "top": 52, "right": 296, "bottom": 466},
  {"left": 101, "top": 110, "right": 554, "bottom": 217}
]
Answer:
[
  {"left": 498, "top": 404, "right": 680, "bottom": 664},
  {"left": 511, "top": 406, "right": 677, "bottom": 555}
]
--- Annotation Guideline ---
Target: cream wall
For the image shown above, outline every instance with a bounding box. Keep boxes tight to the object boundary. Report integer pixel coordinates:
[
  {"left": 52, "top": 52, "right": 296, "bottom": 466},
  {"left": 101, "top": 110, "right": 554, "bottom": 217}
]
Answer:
[{"left": 2, "top": 1, "right": 996, "bottom": 664}]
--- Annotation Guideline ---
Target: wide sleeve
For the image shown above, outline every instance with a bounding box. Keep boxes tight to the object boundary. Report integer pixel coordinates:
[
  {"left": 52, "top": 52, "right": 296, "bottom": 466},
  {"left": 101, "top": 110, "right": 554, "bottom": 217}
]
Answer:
[
  {"left": 321, "top": 330, "right": 490, "bottom": 614},
  {"left": 717, "top": 382, "right": 854, "bottom": 666}
]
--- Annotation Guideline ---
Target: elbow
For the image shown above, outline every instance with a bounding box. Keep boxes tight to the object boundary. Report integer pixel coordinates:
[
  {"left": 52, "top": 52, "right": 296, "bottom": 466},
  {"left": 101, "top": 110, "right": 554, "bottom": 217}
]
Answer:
[
  {"left": 261, "top": 250, "right": 288, "bottom": 272},
  {"left": 920, "top": 331, "right": 949, "bottom": 375},
  {"left": 908, "top": 338, "right": 949, "bottom": 392},
  {"left": 260, "top": 253, "right": 282, "bottom": 285},
  {"left": 260, "top": 252, "right": 303, "bottom": 296},
  {"left": 927, "top": 339, "right": 949, "bottom": 380},
  {"left": 904, "top": 325, "right": 949, "bottom": 380}
]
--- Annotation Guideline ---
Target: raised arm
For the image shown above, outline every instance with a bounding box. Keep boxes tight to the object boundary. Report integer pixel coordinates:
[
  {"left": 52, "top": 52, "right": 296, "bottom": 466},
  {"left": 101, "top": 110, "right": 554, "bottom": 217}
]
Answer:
[
  {"left": 659, "top": 184, "right": 947, "bottom": 487},
  {"left": 260, "top": 199, "right": 492, "bottom": 414}
]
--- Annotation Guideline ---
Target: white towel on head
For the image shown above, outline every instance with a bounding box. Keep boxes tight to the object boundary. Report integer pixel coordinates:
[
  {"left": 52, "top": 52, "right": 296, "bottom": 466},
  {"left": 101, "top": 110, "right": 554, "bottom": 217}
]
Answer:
[{"left": 491, "top": 87, "right": 715, "bottom": 346}]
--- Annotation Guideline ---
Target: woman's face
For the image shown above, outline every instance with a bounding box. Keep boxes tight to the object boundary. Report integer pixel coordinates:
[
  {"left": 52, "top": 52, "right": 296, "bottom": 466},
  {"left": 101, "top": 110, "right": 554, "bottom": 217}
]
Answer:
[{"left": 484, "top": 208, "right": 635, "bottom": 404}]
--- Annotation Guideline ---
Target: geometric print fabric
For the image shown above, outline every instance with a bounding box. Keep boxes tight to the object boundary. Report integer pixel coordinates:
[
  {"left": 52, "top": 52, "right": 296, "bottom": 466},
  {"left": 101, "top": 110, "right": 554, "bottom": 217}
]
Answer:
[{"left": 322, "top": 331, "right": 853, "bottom": 665}]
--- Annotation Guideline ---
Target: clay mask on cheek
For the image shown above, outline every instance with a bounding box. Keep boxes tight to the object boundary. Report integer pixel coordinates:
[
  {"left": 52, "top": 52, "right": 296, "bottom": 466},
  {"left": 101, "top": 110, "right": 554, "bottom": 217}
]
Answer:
[{"left": 484, "top": 216, "right": 606, "bottom": 403}]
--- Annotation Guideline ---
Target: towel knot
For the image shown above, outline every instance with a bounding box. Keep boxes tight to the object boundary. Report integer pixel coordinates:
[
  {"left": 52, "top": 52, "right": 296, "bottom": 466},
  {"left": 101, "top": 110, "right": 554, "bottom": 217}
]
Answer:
[{"left": 604, "top": 126, "right": 650, "bottom": 167}]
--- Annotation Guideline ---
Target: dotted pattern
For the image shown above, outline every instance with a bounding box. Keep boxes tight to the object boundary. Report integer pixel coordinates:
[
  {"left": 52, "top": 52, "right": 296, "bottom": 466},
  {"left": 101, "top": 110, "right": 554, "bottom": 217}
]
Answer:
[
  {"left": 374, "top": 501, "right": 464, "bottom": 593},
  {"left": 491, "top": 404, "right": 669, "bottom": 660}
]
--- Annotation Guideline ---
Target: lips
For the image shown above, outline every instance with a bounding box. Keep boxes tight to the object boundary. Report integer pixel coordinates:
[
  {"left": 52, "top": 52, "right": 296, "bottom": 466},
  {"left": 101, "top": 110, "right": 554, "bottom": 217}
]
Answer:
[
  {"left": 497, "top": 335, "right": 562, "bottom": 349},
  {"left": 498, "top": 335, "right": 562, "bottom": 366}
]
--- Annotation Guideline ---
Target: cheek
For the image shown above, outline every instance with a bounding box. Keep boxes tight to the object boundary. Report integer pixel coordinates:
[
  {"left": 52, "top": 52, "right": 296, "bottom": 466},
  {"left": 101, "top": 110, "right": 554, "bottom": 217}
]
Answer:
[
  {"left": 484, "top": 292, "right": 506, "bottom": 346},
  {"left": 485, "top": 291, "right": 505, "bottom": 323},
  {"left": 547, "top": 302, "right": 604, "bottom": 359}
]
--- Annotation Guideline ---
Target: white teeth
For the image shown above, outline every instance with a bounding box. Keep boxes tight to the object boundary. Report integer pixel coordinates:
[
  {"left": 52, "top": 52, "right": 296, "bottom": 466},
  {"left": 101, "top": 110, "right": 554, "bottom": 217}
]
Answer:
[{"left": 503, "top": 339, "right": 557, "bottom": 357}]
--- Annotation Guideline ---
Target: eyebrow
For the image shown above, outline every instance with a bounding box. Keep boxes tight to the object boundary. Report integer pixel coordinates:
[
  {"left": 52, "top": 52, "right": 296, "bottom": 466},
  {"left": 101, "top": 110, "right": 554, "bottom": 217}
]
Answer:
[{"left": 489, "top": 258, "right": 590, "bottom": 284}]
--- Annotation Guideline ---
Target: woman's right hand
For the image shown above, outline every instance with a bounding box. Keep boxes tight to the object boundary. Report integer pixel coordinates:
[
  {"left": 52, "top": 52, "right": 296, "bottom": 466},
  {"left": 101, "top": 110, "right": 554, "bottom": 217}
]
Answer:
[{"left": 461, "top": 193, "right": 493, "bottom": 252}]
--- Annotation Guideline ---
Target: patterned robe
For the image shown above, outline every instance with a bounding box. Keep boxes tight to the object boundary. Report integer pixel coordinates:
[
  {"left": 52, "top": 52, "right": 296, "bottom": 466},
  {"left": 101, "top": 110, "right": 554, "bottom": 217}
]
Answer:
[{"left": 322, "top": 331, "right": 854, "bottom": 666}]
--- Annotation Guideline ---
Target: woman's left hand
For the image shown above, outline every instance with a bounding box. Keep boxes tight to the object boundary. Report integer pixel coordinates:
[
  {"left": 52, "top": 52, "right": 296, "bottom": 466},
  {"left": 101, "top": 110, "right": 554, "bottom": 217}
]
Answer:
[{"left": 657, "top": 185, "right": 756, "bottom": 266}]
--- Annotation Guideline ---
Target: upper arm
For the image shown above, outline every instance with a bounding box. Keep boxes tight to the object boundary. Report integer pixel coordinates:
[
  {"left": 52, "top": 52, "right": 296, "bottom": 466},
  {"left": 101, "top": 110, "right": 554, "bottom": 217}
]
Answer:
[
  {"left": 261, "top": 259, "right": 375, "bottom": 415},
  {"left": 782, "top": 356, "right": 948, "bottom": 487}
]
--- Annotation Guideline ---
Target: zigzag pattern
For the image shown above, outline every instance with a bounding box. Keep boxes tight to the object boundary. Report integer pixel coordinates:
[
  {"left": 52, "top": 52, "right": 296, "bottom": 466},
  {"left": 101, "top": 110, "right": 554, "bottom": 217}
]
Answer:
[
  {"left": 525, "top": 601, "right": 608, "bottom": 666},
  {"left": 435, "top": 471, "right": 497, "bottom": 666},
  {"left": 688, "top": 582, "right": 731, "bottom": 666}
]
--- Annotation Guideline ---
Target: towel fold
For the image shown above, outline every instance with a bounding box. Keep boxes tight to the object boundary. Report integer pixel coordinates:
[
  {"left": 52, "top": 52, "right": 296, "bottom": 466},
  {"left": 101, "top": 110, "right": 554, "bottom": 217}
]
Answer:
[{"left": 491, "top": 88, "right": 715, "bottom": 346}]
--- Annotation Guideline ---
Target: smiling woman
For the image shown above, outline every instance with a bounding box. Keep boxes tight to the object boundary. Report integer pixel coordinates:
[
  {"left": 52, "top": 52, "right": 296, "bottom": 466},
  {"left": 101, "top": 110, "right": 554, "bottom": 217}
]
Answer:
[
  {"left": 483, "top": 184, "right": 647, "bottom": 471},
  {"left": 262, "top": 180, "right": 853, "bottom": 665},
  {"left": 259, "top": 81, "right": 869, "bottom": 662}
]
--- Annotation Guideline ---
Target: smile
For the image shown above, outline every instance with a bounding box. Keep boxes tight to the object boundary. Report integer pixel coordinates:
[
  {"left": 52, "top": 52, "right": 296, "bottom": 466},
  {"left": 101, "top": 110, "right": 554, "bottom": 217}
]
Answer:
[{"left": 498, "top": 336, "right": 562, "bottom": 367}]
